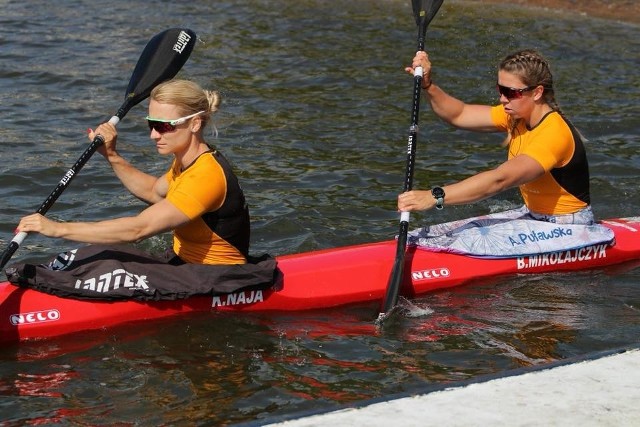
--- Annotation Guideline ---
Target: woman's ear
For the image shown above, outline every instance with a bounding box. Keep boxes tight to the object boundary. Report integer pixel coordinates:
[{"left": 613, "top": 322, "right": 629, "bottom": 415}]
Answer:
[
  {"left": 191, "top": 117, "right": 202, "bottom": 133},
  {"left": 533, "top": 85, "right": 545, "bottom": 101}
]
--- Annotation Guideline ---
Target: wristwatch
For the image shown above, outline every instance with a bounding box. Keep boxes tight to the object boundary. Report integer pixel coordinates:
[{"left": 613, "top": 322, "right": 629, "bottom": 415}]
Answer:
[{"left": 431, "top": 187, "right": 445, "bottom": 210}]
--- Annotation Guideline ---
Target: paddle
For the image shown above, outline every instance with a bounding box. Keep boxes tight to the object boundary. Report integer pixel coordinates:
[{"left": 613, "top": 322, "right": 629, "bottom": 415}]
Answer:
[
  {"left": 0, "top": 28, "right": 197, "bottom": 271},
  {"left": 377, "top": 0, "right": 443, "bottom": 323}
]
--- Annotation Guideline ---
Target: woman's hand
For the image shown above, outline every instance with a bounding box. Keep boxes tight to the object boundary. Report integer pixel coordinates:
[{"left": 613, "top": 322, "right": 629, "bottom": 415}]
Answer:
[
  {"left": 16, "top": 213, "right": 61, "bottom": 238},
  {"left": 405, "top": 51, "right": 433, "bottom": 89},
  {"left": 398, "top": 190, "right": 434, "bottom": 212},
  {"left": 89, "top": 122, "right": 119, "bottom": 160}
]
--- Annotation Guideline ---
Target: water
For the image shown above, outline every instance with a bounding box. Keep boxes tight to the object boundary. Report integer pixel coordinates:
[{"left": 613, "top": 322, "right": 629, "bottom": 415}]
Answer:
[{"left": 0, "top": 0, "right": 639, "bottom": 425}]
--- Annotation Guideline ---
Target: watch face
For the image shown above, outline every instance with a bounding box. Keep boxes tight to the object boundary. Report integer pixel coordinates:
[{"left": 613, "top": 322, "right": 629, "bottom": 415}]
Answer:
[{"left": 432, "top": 187, "right": 445, "bottom": 198}]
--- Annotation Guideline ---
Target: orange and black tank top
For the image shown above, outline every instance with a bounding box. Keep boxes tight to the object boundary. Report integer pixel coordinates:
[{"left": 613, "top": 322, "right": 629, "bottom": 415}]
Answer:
[
  {"left": 491, "top": 105, "right": 590, "bottom": 215},
  {"left": 165, "top": 149, "right": 250, "bottom": 264}
]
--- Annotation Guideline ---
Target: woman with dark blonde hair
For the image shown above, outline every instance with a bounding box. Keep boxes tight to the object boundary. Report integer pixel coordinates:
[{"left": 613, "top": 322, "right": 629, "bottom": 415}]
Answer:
[
  {"left": 398, "top": 49, "right": 593, "bottom": 225},
  {"left": 17, "top": 79, "right": 250, "bottom": 265}
]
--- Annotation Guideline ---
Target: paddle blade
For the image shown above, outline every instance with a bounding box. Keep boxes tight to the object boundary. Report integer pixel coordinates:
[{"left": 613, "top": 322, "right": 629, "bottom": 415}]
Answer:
[
  {"left": 118, "top": 28, "right": 197, "bottom": 118},
  {"left": 412, "top": 0, "right": 444, "bottom": 29}
]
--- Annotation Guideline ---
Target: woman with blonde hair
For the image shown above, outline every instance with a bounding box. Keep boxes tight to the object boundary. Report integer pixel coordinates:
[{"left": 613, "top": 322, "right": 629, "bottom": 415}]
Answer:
[{"left": 17, "top": 79, "right": 251, "bottom": 266}]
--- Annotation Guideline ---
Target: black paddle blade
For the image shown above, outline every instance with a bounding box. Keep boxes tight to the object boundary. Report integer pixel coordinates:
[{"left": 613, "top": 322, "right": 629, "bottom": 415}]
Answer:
[
  {"left": 412, "top": 0, "right": 444, "bottom": 29},
  {"left": 118, "top": 28, "right": 197, "bottom": 118}
]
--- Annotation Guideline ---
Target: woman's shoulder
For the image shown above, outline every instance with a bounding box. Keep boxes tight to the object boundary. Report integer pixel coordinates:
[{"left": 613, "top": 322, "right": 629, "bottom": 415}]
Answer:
[
  {"left": 179, "top": 151, "right": 225, "bottom": 180},
  {"left": 536, "top": 110, "right": 572, "bottom": 135},
  {"left": 490, "top": 104, "right": 509, "bottom": 129}
]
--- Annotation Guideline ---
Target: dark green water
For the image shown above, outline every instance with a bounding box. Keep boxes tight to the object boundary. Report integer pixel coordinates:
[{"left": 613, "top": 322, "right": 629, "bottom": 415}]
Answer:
[{"left": 0, "top": 0, "right": 638, "bottom": 425}]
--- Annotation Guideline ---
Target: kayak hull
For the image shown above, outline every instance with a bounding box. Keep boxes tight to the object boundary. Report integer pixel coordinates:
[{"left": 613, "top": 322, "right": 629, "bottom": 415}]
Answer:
[{"left": 1, "top": 217, "right": 639, "bottom": 344}]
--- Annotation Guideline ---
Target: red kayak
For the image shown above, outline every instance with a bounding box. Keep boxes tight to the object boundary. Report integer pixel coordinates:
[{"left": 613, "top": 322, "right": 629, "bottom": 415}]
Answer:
[{"left": 1, "top": 217, "right": 639, "bottom": 344}]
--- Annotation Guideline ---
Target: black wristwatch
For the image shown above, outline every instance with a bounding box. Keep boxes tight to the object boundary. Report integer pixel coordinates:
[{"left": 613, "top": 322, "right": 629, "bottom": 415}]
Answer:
[{"left": 432, "top": 187, "right": 445, "bottom": 210}]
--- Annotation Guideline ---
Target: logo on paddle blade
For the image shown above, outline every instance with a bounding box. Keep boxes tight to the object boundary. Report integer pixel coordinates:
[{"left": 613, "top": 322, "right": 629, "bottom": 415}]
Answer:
[{"left": 173, "top": 31, "right": 192, "bottom": 54}]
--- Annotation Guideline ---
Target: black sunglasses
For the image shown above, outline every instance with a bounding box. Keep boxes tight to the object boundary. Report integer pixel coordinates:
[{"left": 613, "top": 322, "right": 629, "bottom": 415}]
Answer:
[{"left": 496, "top": 84, "right": 538, "bottom": 100}]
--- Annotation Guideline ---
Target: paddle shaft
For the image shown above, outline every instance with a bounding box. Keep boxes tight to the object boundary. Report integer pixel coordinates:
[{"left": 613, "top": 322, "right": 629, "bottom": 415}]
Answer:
[
  {"left": 378, "top": 45, "right": 425, "bottom": 317},
  {"left": 378, "top": 2, "right": 438, "bottom": 320}
]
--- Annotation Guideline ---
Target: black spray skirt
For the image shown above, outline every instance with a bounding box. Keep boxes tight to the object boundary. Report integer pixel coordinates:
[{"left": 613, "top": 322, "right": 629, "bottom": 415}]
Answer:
[{"left": 5, "top": 244, "right": 280, "bottom": 301}]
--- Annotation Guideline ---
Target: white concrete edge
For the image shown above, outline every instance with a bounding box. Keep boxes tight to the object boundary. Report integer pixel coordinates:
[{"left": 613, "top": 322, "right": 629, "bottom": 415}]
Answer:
[{"left": 244, "top": 345, "right": 640, "bottom": 427}]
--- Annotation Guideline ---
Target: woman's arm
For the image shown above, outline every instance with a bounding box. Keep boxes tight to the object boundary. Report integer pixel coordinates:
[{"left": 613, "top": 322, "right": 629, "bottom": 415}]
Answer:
[
  {"left": 91, "top": 122, "right": 167, "bottom": 203},
  {"left": 16, "top": 199, "right": 189, "bottom": 244},
  {"left": 106, "top": 154, "right": 167, "bottom": 203},
  {"left": 423, "top": 84, "right": 497, "bottom": 132},
  {"left": 407, "top": 51, "right": 497, "bottom": 132},
  {"left": 398, "top": 154, "right": 545, "bottom": 211}
]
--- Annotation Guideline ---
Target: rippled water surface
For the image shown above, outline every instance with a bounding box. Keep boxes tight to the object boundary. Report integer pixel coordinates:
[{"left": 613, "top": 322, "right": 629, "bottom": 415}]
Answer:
[{"left": 0, "top": 0, "right": 639, "bottom": 425}]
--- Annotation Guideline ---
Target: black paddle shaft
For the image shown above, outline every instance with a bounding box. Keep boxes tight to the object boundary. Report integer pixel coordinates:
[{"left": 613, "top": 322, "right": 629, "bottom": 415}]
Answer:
[
  {"left": 378, "top": 0, "right": 443, "bottom": 322},
  {"left": 0, "top": 28, "right": 196, "bottom": 271}
]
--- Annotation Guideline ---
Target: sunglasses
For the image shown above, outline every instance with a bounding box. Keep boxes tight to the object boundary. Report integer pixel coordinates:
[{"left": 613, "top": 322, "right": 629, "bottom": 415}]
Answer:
[
  {"left": 145, "top": 111, "right": 205, "bottom": 134},
  {"left": 496, "top": 84, "right": 537, "bottom": 100}
]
